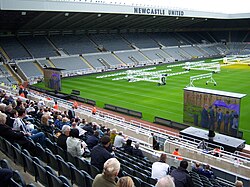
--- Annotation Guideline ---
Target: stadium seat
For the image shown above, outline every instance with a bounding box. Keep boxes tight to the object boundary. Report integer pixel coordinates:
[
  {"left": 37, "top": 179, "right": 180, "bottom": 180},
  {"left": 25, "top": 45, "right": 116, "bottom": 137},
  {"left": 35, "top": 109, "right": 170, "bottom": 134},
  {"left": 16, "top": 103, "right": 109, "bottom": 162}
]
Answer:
[
  {"left": 11, "top": 170, "right": 26, "bottom": 187},
  {"left": 66, "top": 151, "right": 77, "bottom": 166},
  {"left": 35, "top": 143, "right": 47, "bottom": 162},
  {"left": 89, "top": 164, "right": 100, "bottom": 179},
  {"left": 33, "top": 162, "right": 50, "bottom": 186},
  {"left": 56, "top": 155, "right": 72, "bottom": 179},
  {"left": 76, "top": 158, "right": 90, "bottom": 173},
  {"left": 56, "top": 145, "right": 67, "bottom": 161},
  {"left": 45, "top": 138, "right": 57, "bottom": 154},
  {"left": 22, "top": 153, "right": 36, "bottom": 176},
  {"left": 70, "top": 166, "right": 87, "bottom": 187},
  {"left": 46, "top": 149, "right": 59, "bottom": 171},
  {"left": 0, "top": 159, "right": 11, "bottom": 169},
  {"left": 47, "top": 172, "right": 65, "bottom": 187}
]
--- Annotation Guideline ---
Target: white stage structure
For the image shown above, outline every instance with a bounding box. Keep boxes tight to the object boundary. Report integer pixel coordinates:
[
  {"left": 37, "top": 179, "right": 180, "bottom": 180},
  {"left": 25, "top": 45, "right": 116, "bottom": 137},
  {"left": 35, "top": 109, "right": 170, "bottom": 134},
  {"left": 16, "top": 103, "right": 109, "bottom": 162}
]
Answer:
[
  {"left": 186, "top": 73, "right": 217, "bottom": 87},
  {"left": 183, "top": 61, "right": 221, "bottom": 73}
]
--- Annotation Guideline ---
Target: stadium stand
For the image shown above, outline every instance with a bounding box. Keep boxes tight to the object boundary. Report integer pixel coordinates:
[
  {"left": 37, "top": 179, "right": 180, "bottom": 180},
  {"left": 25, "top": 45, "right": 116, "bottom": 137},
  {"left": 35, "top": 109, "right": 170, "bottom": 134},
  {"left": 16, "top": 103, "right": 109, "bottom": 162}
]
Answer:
[
  {"left": 16, "top": 60, "right": 43, "bottom": 78},
  {"left": 0, "top": 36, "right": 31, "bottom": 60},
  {"left": 49, "top": 34, "right": 98, "bottom": 55},
  {"left": 122, "top": 33, "right": 159, "bottom": 49},
  {"left": 19, "top": 36, "right": 58, "bottom": 58},
  {"left": 139, "top": 48, "right": 173, "bottom": 63},
  {"left": 88, "top": 33, "right": 132, "bottom": 51}
]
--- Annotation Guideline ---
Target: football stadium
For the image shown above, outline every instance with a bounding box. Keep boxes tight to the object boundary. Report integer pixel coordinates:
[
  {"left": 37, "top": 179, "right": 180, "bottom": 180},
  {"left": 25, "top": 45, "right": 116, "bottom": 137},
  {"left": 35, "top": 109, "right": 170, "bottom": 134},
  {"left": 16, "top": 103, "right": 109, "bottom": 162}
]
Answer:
[{"left": 0, "top": 0, "right": 250, "bottom": 186}]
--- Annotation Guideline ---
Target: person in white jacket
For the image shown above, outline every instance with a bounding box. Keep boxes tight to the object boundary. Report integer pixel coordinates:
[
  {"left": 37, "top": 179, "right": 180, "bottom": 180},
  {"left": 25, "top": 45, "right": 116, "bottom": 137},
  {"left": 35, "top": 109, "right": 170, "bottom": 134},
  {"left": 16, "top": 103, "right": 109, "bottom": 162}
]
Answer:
[{"left": 66, "top": 128, "right": 87, "bottom": 157}]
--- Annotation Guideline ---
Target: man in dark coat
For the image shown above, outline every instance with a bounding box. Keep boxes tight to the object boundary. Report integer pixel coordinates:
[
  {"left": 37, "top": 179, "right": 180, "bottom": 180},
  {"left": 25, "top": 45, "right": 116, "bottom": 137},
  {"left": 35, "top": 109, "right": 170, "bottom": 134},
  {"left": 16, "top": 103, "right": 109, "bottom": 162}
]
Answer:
[
  {"left": 201, "top": 104, "right": 209, "bottom": 129},
  {"left": 91, "top": 135, "right": 113, "bottom": 171},
  {"left": 171, "top": 160, "right": 193, "bottom": 187}
]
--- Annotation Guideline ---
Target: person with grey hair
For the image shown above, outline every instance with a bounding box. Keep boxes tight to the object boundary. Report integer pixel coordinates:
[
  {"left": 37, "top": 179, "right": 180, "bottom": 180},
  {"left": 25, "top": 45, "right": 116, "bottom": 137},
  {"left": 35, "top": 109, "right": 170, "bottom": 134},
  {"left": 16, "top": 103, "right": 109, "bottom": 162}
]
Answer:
[
  {"left": 57, "top": 125, "right": 71, "bottom": 150},
  {"left": 155, "top": 175, "right": 175, "bottom": 187},
  {"left": 235, "top": 180, "right": 243, "bottom": 187},
  {"left": 132, "top": 142, "right": 144, "bottom": 158},
  {"left": 93, "top": 158, "right": 120, "bottom": 187}
]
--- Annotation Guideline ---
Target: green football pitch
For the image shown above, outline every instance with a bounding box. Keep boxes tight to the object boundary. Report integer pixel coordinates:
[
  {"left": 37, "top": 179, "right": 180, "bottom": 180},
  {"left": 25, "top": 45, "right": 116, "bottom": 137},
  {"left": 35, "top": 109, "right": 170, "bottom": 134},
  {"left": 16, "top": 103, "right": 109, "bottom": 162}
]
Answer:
[{"left": 35, "top": 60, "right": 250, "bottom": 143}]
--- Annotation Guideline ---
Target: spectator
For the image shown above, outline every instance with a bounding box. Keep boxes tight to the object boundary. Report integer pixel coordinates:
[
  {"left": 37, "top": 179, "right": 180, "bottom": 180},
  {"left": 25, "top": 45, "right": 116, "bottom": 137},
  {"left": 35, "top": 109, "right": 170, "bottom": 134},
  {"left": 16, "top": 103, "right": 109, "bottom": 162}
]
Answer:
[
  {"left": 116, "top": 176, "right": 134, "bottom": 187},
  {"left": 235, "top": 180, "right": 243, "bottom": 187},
  {"left": 110, "top": 128, "right": 117, "bottom": 144},
  {"left": 0, "top": 168, "right": 13, "bottom": 186},
  {"left": 151, "top": 133, "right": 159, "bottom": 150},
  {"left": 197, "top": 140, "right": 207, "bottom": 150},
  {"left": 82, "top": 122, "right": 94, "bottom": 136},
  {"left": 53, "top": 101, "right": 59, "bottom": 110},
  {"left": 172, "top": 148, "right": 183, "bottom": 160},
  {"left": 68, "top": 105, "right": 76, "bottom": 120},
  {"left": 93, "top": 158, "right": 120, "bottom": 187},
  {"left": 91, "top": 135, "right": 114, "bottom": 171},
  {"left": 54, "top": 115, "right": 63, "bottom": 129},
  {"left": 57, "top": 125, "right": 71, "bottom": 150},
  {"left": 13, "top": 108, "right": 46, "bottom": 147},
  {"left": 40, "top": 114, "right": 54, "bottom": 133},
  {"left": 192, "top": 162, "right": 202, "bottom": 173},
  {"left": 114, "top": 131, "right": 127, "bottom": 148},
  {"left": 71, "top": 122, "right": 86, "bottom": 139},
  {"left": 200, "top": 164, "right": 214, "bottom": 178},
  {"left": 213, "top": 147, "right": 221, "bottom": 157},
  {"left": 123, "top": 139, "right": 133, "bottom": 155},
  {"left": 155, "top": 175, "right": 175, "bottom": 187},
  {"left": 151, "top": 153, "right": 170, "bottom": 180},
  {"left": 171, "top": 160, "right": 193, "bottom": 187},
  {"left": 0, "top": 112, "right": 36, "bottom": 154},
  {"left": 86, "top": 131, "right": 100, "bottom": 150},
  {"left": 66, "top": 128, "right": 86, "bottom": 157},
  {"left": 92, "top": 106, "right": 97, "bottom": 115},
  {"left": 132, "top": 142, "right": 144, "bottom": 158}
]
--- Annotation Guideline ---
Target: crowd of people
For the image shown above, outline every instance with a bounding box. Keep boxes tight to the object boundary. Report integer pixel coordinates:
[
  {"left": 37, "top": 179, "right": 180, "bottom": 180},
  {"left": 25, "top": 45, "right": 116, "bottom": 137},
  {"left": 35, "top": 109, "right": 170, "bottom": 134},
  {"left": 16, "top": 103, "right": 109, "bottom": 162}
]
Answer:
[{"left": 0, "top": 88, "right": 245, "bottom": 187}]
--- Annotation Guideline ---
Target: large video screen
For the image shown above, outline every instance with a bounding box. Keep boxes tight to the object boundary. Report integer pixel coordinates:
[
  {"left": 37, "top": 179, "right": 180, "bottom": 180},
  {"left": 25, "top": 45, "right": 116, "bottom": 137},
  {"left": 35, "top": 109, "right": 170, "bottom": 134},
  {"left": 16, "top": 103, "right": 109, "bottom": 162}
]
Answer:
[
  {"left": 44, "top": 68, "right": 61, "bottom": 91},
  {"left": 183, "top": 88, "right": 243, "bottom": 136}
]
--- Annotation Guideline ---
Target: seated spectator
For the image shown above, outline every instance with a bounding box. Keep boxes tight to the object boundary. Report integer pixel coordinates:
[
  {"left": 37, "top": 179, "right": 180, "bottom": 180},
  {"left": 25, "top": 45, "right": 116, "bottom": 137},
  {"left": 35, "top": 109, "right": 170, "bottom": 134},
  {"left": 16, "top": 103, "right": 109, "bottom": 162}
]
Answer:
[
  {"left": 82, "top": 122, "right": 94, "bottom": 136},
  {"left": 0, "top": 168, "right": 13, "bottom": 187},
  {"left": 86, "top": 131, "right": 99, "bottom": 150},
  {"left": 91, "top": 135, "right": 114, "bottom": 171},
  {"left": 54, "top": 115, "right": 63, "bottom": 129},
  {"left": 5, "top": 107, "right": 16, "bottom": 128},
  {"left": 123, "top": 139, "right": 133, "bottom": 155},
  {"left": 110, "top": 128, "right": 117, "bottom": 144},
  {"left": 171, "top": 160, "right": 193, "bottom": 187},
  {"left": 197, "top": 140, "right": 207, "bottom": 150},
  {"left": 114, "top": 131, "right": 127, "bottom": 148},
  {"left": 151, "top": 153, "right": 170, "bottom": 180},
  {"left": 0, "top": 112, "right": 36, "bottom": 154},
  {"left": 117, "top": 176, "right": 134, "bottom": 187},
  {"left": 132, "top": 142, "right": 144, "bottom": 158},
  {"left": 235, "top": 180, "right": 243, "bottom": 187},
  {"left": 155, "top": 175, "right": 175, "bottom": 187},
  {"left": 93, "top": 158, "right": 120, "bottom": 187},
  {"left": 57, "top": 125, "right": 71, "bottom": 150},
  {"left": 66, "top": 128, "right": 87, "bottom": 157},
  {"left": 192, "top": 162, "right": 203, "bottom": 173},
  {"left": 172, "top": 148, "right": 183, "bottom": 160},
  {"left": 71, "top": 122, "right": 86, "bottom": 139},
  {"left": 92, "top": 122, "right": 104, "bottom": 137},
  {"left": 13, "top": 108, "right": 46, "bottom": 147},
  {"left": 41, "top": 114, "right": 54, "bottom": 133},
  {"left": 213, "top": 147, "right": 221, "bottom": 157},
  {"left": 200, "top": 164, "right": 214, "bottom": 178}
]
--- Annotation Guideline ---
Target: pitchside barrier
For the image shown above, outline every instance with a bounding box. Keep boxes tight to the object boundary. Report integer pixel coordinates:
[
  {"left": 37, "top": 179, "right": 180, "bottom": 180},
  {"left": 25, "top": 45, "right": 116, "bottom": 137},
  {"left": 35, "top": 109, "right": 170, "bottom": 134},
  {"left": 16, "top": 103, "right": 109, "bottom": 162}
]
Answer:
[
  {"left": 104, "top": 103, "right": 142, "bottom": 118},
  {"left": 154, "top": 116, "right": 189, "bottom": 130}
]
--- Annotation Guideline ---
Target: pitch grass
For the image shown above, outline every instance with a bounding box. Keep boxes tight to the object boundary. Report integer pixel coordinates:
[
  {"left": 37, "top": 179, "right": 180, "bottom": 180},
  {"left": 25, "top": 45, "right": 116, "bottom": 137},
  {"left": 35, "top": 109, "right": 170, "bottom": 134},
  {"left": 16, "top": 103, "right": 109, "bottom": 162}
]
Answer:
[{"left": 35, "top": 61, "right": 250, "bottom": 143}]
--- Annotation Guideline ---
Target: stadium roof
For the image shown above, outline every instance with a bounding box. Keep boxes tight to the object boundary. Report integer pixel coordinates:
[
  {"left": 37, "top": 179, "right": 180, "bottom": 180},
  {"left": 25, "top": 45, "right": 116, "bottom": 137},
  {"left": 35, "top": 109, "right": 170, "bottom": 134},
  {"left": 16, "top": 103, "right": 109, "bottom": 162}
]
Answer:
[{"left": 0, "top": 0, "right": 250, "bottom": 33}]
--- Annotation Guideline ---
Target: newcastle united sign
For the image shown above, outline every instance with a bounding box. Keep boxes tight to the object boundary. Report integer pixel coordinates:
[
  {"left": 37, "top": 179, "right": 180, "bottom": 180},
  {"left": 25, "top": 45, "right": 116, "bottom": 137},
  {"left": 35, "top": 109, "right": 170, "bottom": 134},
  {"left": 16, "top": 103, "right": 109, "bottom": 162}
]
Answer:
[{"left": 134, "top": 7, "right": 184, "bottom": 16}]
